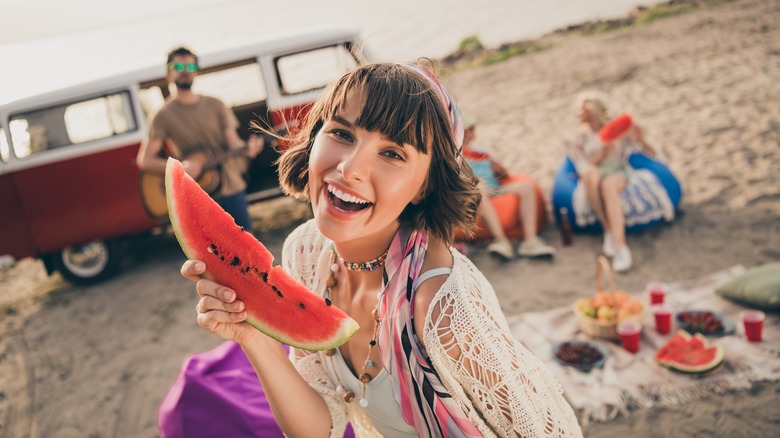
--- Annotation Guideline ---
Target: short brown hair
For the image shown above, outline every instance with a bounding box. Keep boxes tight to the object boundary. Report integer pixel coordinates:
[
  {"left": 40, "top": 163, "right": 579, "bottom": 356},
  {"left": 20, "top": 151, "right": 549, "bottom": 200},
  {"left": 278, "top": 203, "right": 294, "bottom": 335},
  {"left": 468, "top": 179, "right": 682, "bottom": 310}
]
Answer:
[
  {"left": 167, "top": 46, "right": 198, "bottom": 65},
  {"left": 277, "top": 63, "right": 480, "bottom": 243}
]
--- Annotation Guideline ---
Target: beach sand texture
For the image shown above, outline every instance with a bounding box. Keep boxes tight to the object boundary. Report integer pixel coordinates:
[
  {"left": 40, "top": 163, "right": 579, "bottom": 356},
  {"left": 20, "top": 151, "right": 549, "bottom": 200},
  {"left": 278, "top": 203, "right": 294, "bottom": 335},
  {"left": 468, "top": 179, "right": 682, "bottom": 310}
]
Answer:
[{"left": 0, "top": 0, "right": 778, "bottom": 436}]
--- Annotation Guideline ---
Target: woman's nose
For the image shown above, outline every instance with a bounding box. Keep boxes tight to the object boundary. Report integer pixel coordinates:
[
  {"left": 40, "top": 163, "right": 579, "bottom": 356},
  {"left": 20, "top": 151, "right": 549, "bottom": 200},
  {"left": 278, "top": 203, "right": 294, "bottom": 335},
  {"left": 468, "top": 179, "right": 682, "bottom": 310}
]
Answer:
[{"left": 337, "top": 144, "right": 372, "bottom": 181}]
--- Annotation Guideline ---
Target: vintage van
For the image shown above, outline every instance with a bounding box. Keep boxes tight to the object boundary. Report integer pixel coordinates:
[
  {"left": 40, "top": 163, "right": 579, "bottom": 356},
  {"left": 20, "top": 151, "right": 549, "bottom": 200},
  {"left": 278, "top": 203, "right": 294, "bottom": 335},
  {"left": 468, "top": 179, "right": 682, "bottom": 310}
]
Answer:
[{"left": 0, "top": 26, "right": 367, "bottom": 284}]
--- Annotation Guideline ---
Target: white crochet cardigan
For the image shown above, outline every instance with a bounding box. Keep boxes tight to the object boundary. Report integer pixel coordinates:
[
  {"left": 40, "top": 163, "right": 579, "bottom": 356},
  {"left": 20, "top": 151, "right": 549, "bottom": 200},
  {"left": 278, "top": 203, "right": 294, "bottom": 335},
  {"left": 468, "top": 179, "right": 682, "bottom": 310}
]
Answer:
[{"left": 282, "top": 220, "right": 582, "bottom": 437}]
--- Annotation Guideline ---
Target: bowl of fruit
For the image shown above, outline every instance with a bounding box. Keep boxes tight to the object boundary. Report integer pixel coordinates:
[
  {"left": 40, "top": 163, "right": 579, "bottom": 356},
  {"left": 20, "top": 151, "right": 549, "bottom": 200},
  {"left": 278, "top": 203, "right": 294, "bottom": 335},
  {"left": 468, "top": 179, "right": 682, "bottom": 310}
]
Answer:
[
  {"left": 553, "top": 340, "right": 609, "bottom": 372},
  {"left": 574, "top": 256, "right": 645, "bottom": 340}
]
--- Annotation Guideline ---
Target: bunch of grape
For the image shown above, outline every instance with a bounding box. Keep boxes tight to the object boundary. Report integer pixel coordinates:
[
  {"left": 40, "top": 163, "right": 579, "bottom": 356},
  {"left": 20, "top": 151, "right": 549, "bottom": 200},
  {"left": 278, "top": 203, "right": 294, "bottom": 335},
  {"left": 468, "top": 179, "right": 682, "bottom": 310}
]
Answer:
[{"left": 555, "top": 342, "right": 604, "bottom": 365}]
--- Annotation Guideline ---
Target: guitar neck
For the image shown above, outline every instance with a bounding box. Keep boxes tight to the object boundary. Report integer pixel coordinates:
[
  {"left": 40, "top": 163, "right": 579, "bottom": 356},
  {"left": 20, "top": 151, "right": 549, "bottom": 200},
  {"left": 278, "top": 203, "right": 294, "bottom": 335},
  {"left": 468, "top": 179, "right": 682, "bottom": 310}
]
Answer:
[{"left": 200, "top": 146, "right": 249, "bottom": 171}]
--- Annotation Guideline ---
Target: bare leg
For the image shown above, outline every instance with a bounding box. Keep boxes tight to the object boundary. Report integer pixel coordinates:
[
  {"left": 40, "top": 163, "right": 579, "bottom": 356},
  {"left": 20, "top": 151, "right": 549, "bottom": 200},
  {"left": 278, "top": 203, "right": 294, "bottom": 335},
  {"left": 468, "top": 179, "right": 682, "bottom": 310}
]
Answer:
[
  {"left": 500, "top": 181, "right": 538, "bottom": 241},
  {"left": 581, "top": 165, "right": 609, "bottom": 229},
  {"left": 600, "top": 173, "right": 628, "bottom": 246},
  {"left": 477, "top": 182, "right": 507, "bottom": 241},
  {"left": 502, "top": 181, "right": 556, "bottom": 257}
]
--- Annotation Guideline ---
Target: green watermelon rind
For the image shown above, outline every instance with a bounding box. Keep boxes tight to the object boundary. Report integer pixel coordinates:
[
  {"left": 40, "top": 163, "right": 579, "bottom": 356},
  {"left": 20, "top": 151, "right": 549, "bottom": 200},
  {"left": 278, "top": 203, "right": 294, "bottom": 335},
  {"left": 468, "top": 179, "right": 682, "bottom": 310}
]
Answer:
[
  {"left": 654, "top": 331, "right": 725, "bottom": 374},
  {"left": 244, "top": 314, "right": 360, "bottom": 351},
  {"left": 164, "top": 158, "right": 359, "bottom": 351}
]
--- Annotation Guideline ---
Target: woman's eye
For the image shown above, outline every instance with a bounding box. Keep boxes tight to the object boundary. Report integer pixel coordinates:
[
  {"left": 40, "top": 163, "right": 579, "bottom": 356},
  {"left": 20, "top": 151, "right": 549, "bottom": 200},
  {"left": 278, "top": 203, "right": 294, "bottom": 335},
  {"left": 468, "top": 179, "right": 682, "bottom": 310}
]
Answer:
[
  {"left": 382, "top": 149, "right": 405, "bottom": 161},
  {"left": 329, "top": 129, "right": 353, "bottom": 142}
]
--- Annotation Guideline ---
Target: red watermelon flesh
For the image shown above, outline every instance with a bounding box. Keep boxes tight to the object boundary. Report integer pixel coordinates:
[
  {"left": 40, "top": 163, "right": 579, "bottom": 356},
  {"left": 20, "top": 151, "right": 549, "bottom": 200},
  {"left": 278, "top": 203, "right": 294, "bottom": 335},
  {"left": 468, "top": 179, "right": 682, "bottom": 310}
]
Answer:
[
  {"left": 165, "top": 158, "right": 359, "bottom": 351},
  {"left": 654, "top": 331, "right": 724, "bottom": 373},
  {"left": 598, "top": 113, "right": 633, "bottom": 143}
]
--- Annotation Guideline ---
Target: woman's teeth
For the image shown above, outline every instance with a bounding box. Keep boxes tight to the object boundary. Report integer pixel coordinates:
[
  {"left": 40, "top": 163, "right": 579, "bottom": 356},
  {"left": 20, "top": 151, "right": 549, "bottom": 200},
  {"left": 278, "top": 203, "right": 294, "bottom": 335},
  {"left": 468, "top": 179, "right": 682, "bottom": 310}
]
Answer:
[
  {"left": 327, "top": 184, "right": 372, "bottom": 212},
  {"left": 328, "top": 185, "right": 369, "bottom": 204}
]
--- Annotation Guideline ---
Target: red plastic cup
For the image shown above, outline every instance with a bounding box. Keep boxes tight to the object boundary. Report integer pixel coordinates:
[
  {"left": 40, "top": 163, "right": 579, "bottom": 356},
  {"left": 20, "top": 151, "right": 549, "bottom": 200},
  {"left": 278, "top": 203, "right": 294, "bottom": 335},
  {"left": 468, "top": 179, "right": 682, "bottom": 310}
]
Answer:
[
  {"left": 652, "top": 305, "right": 672, "bottom": 335},
  {"left": 617, "top": 321, "right": 642, "bottom": 353},
  {"left": 742, "top": 310, "right": 765, "bottom": 342},
  {"left": 647, "top": 282, "right": 667, "bottom": 305}
]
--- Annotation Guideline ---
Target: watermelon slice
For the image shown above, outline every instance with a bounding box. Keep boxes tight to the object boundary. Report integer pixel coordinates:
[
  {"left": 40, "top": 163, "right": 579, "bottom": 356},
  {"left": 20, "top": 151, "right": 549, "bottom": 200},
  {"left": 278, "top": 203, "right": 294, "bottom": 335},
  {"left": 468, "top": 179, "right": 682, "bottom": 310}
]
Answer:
[
  {"left": 598, "top": 113, "right": 633, "bottom": 143},
  {"left": 653, "top": 331, "right": 725, "bottom": 374},
  {"left": 165, "top": 158, "right": 359, "bottom": 351}
]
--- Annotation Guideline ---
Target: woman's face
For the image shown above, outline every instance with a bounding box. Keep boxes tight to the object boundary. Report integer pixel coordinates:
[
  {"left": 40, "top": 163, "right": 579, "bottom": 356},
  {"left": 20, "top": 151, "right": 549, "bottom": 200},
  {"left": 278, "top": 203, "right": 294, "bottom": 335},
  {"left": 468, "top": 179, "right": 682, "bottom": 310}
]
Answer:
[
  {"left": 577, "top": 102, "right": 591, "bottom": 124},
  {"left": 308, "top": 91, "right": 432, "bottom": 251}
]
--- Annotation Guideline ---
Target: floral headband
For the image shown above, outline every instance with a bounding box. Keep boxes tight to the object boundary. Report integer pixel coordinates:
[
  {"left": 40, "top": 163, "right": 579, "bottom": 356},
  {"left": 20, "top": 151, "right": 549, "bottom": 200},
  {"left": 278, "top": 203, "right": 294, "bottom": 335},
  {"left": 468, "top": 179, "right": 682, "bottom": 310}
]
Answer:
[{"left": 404, "top": 64, "right": 464, "bottom": 166}]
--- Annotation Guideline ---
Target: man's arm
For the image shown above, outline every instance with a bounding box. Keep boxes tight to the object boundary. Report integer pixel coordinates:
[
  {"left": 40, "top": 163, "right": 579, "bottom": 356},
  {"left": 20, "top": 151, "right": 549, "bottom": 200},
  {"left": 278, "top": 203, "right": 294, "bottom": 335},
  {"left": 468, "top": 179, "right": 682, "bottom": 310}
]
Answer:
[
  {"left": 136, "top": 136, "right": 168, "bottom": 174},
  {"left": 224, "top": 128, "right": 264, "bottom": 158}
]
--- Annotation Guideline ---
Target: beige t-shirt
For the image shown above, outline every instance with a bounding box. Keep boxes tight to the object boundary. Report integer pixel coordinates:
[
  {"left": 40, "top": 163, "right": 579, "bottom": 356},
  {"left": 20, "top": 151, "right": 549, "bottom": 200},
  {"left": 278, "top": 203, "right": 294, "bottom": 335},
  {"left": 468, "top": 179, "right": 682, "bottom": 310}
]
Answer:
[{"left": 148, "top": 95, "right": 246, "bottom": 197}]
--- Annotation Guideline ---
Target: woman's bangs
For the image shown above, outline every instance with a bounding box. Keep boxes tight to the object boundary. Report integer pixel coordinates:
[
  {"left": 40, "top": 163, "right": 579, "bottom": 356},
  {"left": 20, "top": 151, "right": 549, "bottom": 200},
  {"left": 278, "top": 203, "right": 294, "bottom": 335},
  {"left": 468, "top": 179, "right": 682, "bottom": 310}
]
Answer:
[{"left": 353, "top": 71, "right": 436, "bottom": 153}]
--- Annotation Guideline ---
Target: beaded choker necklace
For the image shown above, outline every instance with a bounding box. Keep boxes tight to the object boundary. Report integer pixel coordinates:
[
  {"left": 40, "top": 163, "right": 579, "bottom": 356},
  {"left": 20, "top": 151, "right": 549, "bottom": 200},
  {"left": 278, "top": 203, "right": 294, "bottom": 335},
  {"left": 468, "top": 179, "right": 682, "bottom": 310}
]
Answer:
[
  {"left": 334, "top": 248, "right": 389, "bottom": 271},
  {"left": 324, "top": 245, "right": 382, "bottom": 408}
]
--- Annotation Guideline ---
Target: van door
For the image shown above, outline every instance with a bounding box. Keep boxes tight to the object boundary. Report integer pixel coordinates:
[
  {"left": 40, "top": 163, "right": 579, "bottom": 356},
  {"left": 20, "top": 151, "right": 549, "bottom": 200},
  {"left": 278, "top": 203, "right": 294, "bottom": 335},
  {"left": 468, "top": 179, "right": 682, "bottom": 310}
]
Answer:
[{"left": 0, "top": 124, "right": 38, "bottom": 265}]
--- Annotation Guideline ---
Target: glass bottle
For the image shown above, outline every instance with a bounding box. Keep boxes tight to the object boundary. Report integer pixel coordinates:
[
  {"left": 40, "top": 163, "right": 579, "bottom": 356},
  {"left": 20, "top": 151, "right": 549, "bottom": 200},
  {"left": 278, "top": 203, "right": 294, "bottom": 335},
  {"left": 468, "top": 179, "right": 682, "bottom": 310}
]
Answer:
[{"left": 559, "top": 207, "right": 573, "bottom": 247}]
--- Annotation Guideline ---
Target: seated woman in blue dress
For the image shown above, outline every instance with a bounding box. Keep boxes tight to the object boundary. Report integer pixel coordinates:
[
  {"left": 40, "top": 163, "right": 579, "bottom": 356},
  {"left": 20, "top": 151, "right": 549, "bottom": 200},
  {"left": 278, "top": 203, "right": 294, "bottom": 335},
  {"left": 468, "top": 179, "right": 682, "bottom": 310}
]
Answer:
[{"left": 556, "top": 92, "right": 679, "bottom": 273}]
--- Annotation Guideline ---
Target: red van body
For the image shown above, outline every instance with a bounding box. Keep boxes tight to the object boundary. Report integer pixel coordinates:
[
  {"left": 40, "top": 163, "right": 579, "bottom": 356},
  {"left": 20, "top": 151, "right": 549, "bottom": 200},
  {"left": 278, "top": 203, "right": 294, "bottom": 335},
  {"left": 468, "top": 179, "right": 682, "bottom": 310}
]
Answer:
[{"left": 0, "top": 26, "right": 366, "bottom": 283}]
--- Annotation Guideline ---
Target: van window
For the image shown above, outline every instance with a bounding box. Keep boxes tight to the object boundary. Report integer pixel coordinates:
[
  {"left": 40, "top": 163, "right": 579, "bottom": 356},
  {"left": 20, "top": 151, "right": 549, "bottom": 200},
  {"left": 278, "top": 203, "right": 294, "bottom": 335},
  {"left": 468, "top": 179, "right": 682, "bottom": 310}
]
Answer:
[
  {"left": 0, "top": 127, "right": 9, "bottom": 162},
  {"left": 276, "top": 44, "right": 359, "bottom": 95},
  {"left": 191, "top": 62, "right": 267, "bottom": 108},
  {"left": 10, "top": 91, "right": 137, "bottom": 159},
  {"left": 139, "top": 85, "right": 167, "bottom": 120}
]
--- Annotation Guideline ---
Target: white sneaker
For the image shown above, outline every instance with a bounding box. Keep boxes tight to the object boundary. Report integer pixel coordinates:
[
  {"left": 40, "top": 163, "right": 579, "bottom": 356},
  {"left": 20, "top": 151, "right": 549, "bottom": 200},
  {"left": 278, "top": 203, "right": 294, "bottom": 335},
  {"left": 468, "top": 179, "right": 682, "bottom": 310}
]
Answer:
[
  {"left": 487, "top": 239, "right": 514, "bottom": 260},
  {"left": 612, "top": 245, "right": 633, "bottom": 273},
  {"left": 518, "top": 236, "right": 556, "bottom": 258},
  {"left": 602, "top": 233, "right": 615, "bottom": 257}
]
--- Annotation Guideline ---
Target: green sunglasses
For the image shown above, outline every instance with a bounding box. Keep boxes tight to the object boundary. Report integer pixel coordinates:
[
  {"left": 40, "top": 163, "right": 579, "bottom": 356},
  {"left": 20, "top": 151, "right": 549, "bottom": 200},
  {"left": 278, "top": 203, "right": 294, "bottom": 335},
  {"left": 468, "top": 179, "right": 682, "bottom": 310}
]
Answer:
[{"left": 167, "top": 62, "right": 199, "bottom": 73}]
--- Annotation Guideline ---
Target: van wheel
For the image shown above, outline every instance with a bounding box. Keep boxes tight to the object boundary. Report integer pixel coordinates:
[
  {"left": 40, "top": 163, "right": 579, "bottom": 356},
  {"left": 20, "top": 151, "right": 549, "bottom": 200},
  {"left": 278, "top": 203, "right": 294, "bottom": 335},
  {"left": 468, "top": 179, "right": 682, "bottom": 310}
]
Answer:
[{"left": 54, "top": 239, "right": 122, "bottom": 285}]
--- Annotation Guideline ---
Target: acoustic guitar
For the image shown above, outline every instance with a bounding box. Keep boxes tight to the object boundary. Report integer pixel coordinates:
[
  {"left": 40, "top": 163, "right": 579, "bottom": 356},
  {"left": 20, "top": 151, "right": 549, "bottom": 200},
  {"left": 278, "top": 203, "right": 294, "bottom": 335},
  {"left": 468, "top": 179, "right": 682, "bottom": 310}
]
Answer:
[{"left": 139, "top": 145, "right": 250, "bottom": 221}]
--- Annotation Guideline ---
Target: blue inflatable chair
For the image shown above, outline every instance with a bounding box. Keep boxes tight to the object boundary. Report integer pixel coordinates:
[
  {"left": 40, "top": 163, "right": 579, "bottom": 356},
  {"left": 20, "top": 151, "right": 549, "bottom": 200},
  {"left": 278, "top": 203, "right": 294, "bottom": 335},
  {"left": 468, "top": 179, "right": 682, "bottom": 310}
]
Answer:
[{"left": 552, "top": 152, "right": 682, "bottom": 233}]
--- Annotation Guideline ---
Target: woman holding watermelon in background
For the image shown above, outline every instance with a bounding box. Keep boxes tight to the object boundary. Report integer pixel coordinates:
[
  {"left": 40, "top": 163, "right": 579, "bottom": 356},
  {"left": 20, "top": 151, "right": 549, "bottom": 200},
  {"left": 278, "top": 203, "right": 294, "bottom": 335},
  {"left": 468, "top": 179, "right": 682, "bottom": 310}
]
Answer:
[
  {"left": 565, "top": 93, "right": 659, "bottom": 273},
  {"left": 181, "top": 62, "right": 582, "bottom": 437}
]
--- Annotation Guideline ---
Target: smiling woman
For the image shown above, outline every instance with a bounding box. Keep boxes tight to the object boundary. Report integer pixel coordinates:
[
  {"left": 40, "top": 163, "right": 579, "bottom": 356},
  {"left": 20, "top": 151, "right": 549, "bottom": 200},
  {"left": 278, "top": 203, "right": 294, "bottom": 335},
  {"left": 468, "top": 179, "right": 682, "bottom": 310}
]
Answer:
[{"left": 180, "top": 62, "right": 583, "bottom": 437}]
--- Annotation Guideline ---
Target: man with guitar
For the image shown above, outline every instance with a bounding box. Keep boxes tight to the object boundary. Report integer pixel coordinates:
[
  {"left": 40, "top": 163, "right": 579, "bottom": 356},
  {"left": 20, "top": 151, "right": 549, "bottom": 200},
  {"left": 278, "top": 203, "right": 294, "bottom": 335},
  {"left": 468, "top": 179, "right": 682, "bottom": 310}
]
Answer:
[{"left": 136, "top": 46, "right": 264, "bottom": 230}]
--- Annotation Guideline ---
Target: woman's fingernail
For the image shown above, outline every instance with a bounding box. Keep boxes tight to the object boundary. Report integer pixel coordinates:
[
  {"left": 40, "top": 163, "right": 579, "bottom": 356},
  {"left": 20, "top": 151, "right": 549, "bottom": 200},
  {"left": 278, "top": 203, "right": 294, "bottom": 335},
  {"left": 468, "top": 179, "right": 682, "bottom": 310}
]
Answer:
[
  {"left": 194, "top": 262, "right": 204, "bottom": 271},
  {"left": 223, "top": 290, "right": 235, "bottom": 301}
]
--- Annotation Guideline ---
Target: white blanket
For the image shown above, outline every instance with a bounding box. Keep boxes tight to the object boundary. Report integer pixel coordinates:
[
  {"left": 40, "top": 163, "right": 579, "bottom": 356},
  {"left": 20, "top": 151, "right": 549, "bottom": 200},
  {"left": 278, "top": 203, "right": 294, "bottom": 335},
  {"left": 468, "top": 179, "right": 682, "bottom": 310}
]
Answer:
[{"left": 508, "top": 265, "right": 780, "bottom": 423}]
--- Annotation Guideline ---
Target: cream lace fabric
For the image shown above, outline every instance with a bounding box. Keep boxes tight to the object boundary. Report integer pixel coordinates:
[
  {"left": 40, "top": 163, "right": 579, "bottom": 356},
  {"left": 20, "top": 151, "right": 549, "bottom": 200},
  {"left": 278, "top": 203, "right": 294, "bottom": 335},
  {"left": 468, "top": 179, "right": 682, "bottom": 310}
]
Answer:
[{"left": 282, "top": 220, "right": 582, "bottom": 437}]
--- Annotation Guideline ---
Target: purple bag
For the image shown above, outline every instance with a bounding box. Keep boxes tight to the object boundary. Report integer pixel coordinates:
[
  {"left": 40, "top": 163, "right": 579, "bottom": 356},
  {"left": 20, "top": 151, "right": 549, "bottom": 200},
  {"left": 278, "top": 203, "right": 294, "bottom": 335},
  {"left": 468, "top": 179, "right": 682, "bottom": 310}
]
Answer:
[{"left": 158, "top": 341, "right": 354, "bottom": 437}]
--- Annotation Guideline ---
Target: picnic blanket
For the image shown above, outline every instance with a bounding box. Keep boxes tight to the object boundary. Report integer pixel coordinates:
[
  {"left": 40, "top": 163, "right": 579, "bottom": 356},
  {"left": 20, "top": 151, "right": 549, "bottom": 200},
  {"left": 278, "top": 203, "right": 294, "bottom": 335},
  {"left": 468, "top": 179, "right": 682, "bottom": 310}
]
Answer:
[{"left": 508, "top": 265, "right": 780, "bottom": 423}]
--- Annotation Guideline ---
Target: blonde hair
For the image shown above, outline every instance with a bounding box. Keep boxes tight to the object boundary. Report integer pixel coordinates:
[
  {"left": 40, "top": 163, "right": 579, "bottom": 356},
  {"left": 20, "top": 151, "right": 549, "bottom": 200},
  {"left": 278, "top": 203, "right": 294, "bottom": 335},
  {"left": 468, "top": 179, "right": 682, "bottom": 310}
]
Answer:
[{"left": 576, "top": 91, "right": 611, "bottom": 129}]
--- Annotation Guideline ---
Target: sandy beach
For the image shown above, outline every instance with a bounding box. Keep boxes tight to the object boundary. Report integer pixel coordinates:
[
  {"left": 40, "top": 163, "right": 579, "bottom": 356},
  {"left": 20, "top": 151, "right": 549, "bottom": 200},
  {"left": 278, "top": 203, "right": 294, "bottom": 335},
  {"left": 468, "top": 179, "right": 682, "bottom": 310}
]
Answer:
[{"left": 1, "top": 0, "right": 778, "bottom": 436}]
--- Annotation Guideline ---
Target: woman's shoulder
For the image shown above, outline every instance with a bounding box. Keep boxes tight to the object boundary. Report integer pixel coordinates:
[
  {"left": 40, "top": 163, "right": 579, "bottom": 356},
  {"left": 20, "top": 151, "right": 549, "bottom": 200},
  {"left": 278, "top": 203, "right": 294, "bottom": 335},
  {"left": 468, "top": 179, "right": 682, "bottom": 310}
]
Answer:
[
  {"left": 282, "top": 219, "right": 327, "bottom": 263},
  {"left": 417, "top": 242, "right": 500, "bottom": 319}
]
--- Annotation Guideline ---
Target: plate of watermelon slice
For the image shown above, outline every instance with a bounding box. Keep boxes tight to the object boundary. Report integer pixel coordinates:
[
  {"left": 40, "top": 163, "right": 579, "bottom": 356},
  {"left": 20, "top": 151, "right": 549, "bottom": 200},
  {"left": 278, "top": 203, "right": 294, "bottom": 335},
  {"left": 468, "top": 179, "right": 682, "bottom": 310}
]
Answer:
[
  {"left": 675, "top": 310, "right": 736, "bottom": 337},
  {"left": 654, "top": 330, "right": 725, "bottom": 374}
]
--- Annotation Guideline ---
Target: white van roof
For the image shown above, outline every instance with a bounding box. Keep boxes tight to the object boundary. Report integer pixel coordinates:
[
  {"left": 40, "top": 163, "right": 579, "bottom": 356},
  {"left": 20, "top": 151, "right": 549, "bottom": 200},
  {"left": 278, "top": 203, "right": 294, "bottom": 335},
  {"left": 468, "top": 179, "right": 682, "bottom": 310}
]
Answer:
[{"left": 1, "top": 25, "right": 360, "bottom": 113}]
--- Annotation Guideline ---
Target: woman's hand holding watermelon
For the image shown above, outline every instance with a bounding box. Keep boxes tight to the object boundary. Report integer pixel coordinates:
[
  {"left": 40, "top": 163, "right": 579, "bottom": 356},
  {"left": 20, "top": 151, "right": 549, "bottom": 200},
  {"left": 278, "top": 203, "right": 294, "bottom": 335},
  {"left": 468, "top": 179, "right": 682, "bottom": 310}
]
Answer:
[{"left": 181, "top": 260, "right": 256, "bottom": 345}]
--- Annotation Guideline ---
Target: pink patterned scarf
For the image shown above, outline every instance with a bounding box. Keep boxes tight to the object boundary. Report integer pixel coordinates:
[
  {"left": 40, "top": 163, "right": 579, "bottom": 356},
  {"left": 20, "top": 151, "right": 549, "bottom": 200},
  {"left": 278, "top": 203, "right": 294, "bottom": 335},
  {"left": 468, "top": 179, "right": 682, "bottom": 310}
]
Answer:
[{"left": 377, "top": 225, "right": 482, "bottom": 437}]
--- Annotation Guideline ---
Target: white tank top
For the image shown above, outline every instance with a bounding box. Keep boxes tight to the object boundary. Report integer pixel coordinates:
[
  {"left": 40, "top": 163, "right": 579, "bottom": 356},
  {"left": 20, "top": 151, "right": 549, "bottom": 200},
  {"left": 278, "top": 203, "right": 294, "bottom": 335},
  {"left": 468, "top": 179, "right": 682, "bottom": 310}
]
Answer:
[{"left": 324, "top": 267, "right": 452, "bottom": 436}]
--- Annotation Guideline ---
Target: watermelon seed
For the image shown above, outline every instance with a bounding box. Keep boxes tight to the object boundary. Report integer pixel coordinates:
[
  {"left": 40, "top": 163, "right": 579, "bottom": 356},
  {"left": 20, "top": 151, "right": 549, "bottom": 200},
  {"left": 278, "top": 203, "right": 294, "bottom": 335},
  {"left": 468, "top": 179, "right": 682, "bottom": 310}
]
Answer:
[
  {"left": 230, "top": 256, "right": 240, "bottom": 266},
  {"left": 220, "top": 256, "right": 225, "bottom": 261},
  {"left": 276, "top": 290, "right": 284, "bottom": 298},
  {"left": 261, "top": 272, "right": 268, "bottom": 282},
  {"left": 325, "top": 297, "right": 332, "bottom": 306},
  {"left": 299, "top": 303, "right": 305, "bottom": 309},
  {"left": 207, "top": 247, "right": 213, "bottom": 254}
]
